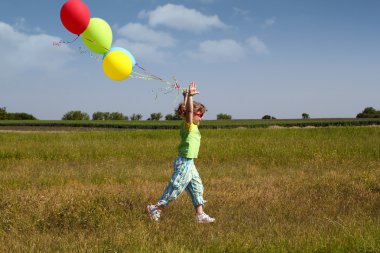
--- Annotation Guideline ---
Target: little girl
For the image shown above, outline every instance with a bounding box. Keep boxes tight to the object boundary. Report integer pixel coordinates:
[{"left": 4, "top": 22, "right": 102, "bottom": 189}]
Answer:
[{"left": 147, "top": 82, "right": 215, "bottom": 223}]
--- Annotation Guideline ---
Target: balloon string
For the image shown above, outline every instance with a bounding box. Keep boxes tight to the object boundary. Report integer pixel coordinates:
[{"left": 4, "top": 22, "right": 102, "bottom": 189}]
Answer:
[
  {"left": 130, "top": 72, "right": 182, "bottom": 100},
  {"left": 134, "top": 70, "right": 181, "bottom": 91},
  {"left": 132, "top": 70, "right": 170, "bottom": 84},
  {"left": 53, "top": 35, "right": 80, "bottom": 47},
  {"left": 82, "top": 36, "right": 111, "bottom": 53},
  {"left": 134, "top": 64, "right": 182, "bottom": 90},
  {"left": 136, "top": 64, "right": 166, "bottom": 83},
  {"left": 78, "top": 46, "right": 103, "bottom": 62}
]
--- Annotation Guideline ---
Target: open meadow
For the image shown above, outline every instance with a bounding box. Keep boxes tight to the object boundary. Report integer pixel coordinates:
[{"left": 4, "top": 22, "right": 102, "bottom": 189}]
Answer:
[{"left": 0, "top": 126, "right": 379, "bottom": 252}]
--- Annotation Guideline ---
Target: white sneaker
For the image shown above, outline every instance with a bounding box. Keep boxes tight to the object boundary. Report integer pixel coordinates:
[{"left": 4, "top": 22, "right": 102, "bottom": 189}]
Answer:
[
  {"left": 147, "top": 204, "right": 161, "bottom": 221},
  {"left": 196, "top": 213, "right": 215, "bottom": 223}
]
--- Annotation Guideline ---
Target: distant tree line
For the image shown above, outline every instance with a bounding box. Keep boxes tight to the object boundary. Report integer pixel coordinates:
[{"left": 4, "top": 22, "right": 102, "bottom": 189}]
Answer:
[
  {"left": 3, "top": 106, "right": 377, "bottom": 121},
  {"left": 165, "top": 112, "right": 182, "bottom": 121},
  {"left": 164, "top": 110, "right": 182, "bottom": 120},
  {"left": 217, "top": 113, "right": 232, "bottom": 120},
  {"left": 0, "top": 107, "right": 37, "bottom": 120},
  {"left": 130, "top": 113, "right": 143, "bottom": 121},
  {"left": 62, "top": 110, "right": 183, "bottom": 121},
  {"left": 62, "top": 111, "right": 90, "bottom": 120},
  {"left": 262, "top": 115, "right": 276, "bottom": 120},
  {"left": 62, "top": 111, "right": 144, "bottom": 121},
  {"left": 356, "top": 107, "right": 380, "bottom": 118},
  {"left": 147, "top": 113, "right": 162, "bottom": 121},
  {"left": 92, "top": 112, "right": 128, "bottom": 120}
]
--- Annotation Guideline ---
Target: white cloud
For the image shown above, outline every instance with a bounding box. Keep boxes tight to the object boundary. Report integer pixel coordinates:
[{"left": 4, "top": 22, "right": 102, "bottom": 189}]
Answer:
[
  {"left": 12, "top": 17, "right": 46, "bottom": 34},
  {"left": 13, "top": 17, "right": 27, "bottom": 32},
  {"left": 115, "top": 23, "right": 176, "bottom": 64},
  {"left": 233, "top": 7, "right": 251, "bottom": 21},
  {"left": 246, "top": 36, "right": 269, "bottom": 54},
  {"left": 0, "top": 21, "right": 75, "bottom": 75},
  {"left": 188, "top": 39, "right": 245, "bottom": 63},
  {"left": 139, "top": 4, "right": 227, "bottom": 33},
  {"left": 263, "top": 17, "right": 276, "bottom": 28},
  {"left": 117, "top": 23, "right": 176, "bottom": 48}
]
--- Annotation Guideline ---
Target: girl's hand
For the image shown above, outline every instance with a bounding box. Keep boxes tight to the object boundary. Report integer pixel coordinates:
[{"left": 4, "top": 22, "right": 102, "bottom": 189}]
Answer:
[
  {"left": 182, "top": 88, "right": 188, "bottom": 97},
  {"left": 188, "top": 82, "right": 199, "bottom": 96}
]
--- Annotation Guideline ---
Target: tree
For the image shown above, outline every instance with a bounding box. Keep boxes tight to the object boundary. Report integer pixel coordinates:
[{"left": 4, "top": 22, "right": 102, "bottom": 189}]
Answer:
[
  {"left": 302, "top": 113, "right": 310, "bottom": 119},
  {"left": 130, "top": 113, "right": 143, "bottom": 121},
  {"left": 217, "top": 113, "right": 232, "bottom": 120},
  {"left": 92, "top": 112, "right": 104, "bottom": 120},
  {"left": 0, "top": 107, "right": 7, "bottom": 120},
  {"left": 165, "top": 114, "right": 182, "bottom": 120},
  {"left": 110, "top": 112, "right": 125, "bottom": 120},
  {"left": 262, "top": 115, "right": 276, "bottom": 120},
  {"left": 148, "top": 112, "right": 162, "bottom": 121},
  {"left": 62, "top": 111, "right": 90, "bottom": 120},
  {"left": 93, "top": 112, "right": 128, "bottom": 120},
  {"left": 0, "top": 107, "right": 37, "bottom": 120},
  {"left": 165, "top": 110, "right": 182, "bottom": 120},
  {"left": 363, "top": 107, "right": 377, "bottom": 114},
  {"left": 357, "top": 107, "right": 380, "bottom": 118},
  {"left": 103, "top": 112, "right": 111, "bottom": 120},
  {"left": 7, "top": 113, "right": 37, "bottom": 120}
]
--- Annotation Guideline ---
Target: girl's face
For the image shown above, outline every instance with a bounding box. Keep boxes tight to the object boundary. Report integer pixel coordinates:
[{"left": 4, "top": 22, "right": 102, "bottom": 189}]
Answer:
[{"left": 193, "top": 111, "right": 204, "bottom": 125}]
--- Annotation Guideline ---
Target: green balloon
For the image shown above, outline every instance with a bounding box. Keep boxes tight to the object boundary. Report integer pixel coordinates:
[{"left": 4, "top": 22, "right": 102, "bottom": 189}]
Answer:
[{"left": 81, "top": 18, "right": 112, "bottom": 55}]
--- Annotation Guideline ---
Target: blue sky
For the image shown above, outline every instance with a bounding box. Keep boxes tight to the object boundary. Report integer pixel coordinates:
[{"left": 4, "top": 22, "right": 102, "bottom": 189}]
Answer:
[{"left": 0, "top": 0, "right": 379, "bottom": 120}]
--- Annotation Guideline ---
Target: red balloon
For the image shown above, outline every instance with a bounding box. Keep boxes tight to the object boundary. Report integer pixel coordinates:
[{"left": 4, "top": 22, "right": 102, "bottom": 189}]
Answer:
[{"left": 60, "top": 0, "right": 91, "bottom": 35}]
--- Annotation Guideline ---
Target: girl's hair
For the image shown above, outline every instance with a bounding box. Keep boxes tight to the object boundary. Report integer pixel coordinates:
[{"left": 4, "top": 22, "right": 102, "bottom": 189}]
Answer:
[{"left": 176, "top": 101, "right": 207, "bottom": 117}]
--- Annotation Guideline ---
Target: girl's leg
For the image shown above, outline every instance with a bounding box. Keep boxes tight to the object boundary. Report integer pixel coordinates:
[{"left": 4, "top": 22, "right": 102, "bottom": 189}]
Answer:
[
  {"left": 186, "top": 166, "right": 215, "bottom": 223},
  {"left": 157, "top": 157, "right": 194, "bottom": 207},
  {"left": 195, "top": 205, "right": 204, "bottom": 215},
  {"left": 185, "top": 164, "right": 205, "bottom": 214}
]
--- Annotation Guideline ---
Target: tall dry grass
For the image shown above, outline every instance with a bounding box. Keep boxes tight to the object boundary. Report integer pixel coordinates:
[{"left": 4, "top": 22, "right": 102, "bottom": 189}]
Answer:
[{"left": 0, "top": 127, "right": 379, "bottom": 252}]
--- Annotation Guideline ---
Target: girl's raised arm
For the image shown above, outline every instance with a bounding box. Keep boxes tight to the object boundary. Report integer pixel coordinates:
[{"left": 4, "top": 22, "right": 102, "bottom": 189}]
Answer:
[{"left": 185, "top": 82, "right": 199, "bottom": 124}]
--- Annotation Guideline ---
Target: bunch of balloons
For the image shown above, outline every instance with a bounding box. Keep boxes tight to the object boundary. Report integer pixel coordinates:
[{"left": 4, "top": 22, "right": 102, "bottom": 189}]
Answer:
[{"left": 60, "top": 0, "right": 136, "bottom": 81}]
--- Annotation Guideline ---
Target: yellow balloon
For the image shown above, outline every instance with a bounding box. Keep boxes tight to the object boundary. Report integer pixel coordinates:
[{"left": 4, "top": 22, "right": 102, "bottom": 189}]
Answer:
[{"left": 102, "top": 51, "right": 132, "bottom": 81}]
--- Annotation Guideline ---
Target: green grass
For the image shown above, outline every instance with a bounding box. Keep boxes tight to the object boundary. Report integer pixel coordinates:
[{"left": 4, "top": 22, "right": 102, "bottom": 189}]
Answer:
[{"left": 0, "top": 127, "right": 379, "bottom": 252}]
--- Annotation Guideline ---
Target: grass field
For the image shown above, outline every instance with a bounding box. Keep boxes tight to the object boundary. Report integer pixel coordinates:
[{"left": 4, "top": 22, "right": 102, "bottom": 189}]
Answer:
[{"left": 0, "top": 126, "right": 379, "bottom": 252}]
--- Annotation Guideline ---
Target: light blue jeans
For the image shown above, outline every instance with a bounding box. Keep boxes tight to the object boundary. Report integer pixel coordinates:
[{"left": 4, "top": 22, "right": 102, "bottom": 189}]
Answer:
[{"left": 158, "top": 157, "right": 204, "bottom": 207}]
